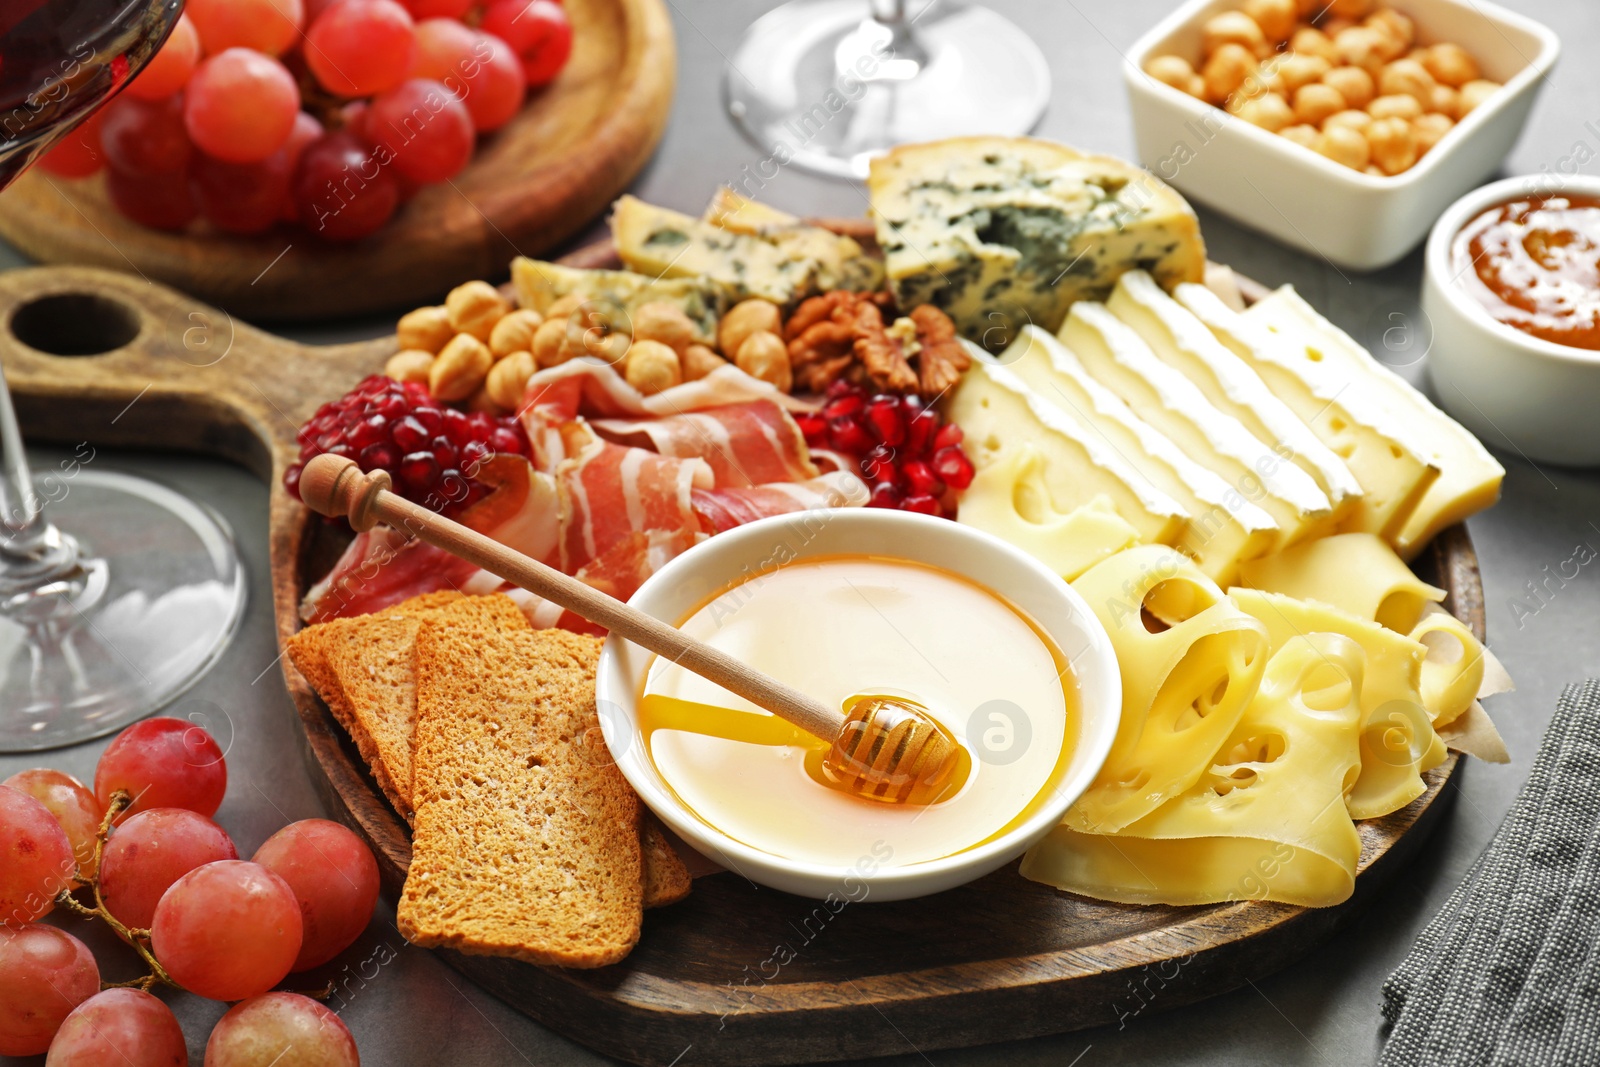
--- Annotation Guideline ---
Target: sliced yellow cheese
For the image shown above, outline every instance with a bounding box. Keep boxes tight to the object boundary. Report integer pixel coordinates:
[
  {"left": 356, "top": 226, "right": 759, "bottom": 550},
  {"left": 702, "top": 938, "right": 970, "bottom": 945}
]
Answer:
[
  {"left": 956, "top": 444, "right": 1140, "bottom": 581},
  {"left": 1227, "top": 586, "right": 1443, "bottom": 819},
  {"left": 949, "top": 363, "right": 1189, "bottom": 546},
  {"left": 1244, "top": 287, "right": 1504, "bottom": 559},
  {"left": 1065, "top": 545, "right": 1269, "bottom": 833},
  {"left": 1023, "top": 633, "right": 1364, "bottom": 907},
  {"left": 1060, "top": 303, "right": 1334, "bottom": 548},
  {"left": 1408, "top": 612, "right": 1485, "bottom": 729},
  {"left": 1239, "top": 532, "right": 1444, "bottom": 633},
  {"left": 1001, "top": 326, "right": 1277, "bottom": 586},
  {"left": 1175, "top": 283, "right": 1439, "bottom": 544},
  {"left": 1108, "top": 271, "right": 1363, "bottom": 525}
]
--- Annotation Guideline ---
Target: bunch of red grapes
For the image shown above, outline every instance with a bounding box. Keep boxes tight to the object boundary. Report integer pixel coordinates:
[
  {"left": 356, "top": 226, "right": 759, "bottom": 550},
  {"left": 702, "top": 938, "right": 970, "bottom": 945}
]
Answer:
[
  {"left": 0, "top": 718, "right": 379, "bottom": 1062},
  {"left": 39, "top": 0, "right": 574, "bottom": 241}
]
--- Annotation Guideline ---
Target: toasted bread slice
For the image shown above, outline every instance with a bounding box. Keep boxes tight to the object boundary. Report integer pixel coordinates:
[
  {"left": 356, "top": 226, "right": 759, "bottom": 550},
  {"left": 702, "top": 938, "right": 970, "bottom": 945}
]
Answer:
[
  {"left": 401, "top": 599, "right": 643, "bottom": 967},
  {"left": 640, "top": 815, "right": 692, "bottom": 908}
]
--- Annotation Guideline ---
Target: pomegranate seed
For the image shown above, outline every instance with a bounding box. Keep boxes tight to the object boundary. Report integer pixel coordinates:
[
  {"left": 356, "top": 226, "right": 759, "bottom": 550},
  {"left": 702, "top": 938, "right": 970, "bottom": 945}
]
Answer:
[
  {"left": 906, "top": 411, "right": 937, "bottom": 456},
  {"left": 795, "top": 412, "right": 827, "bottom": 444},
  {"left": 861, "top": 445, "right": 898, "bottom": 485},
  {"left": 391, "top": 415, "right": 428, "bottom": 452},
  {"left": 828, "top": 416, "right": 875, "bottom": 454},
  {"left": 403, "top": 381, "right": 431, "bottom": 403},
  {"left": 360, "top": 442, "right": 399, "bottom": 471},
  {"left": 864, "top": 395, "right": 907, "bottom": 446},
  {"left": 902, "top": 459, "right": 943, "bottom": 497},
  {"left": 399, "top": 451, "right": 441, "bottom": 490},
  {"left": 283, "top": 464, "right": 302, "bottom": 496},
  {"left": 357, "top": 375, "right": 387, "bottom": 397},
  {"left": 932, "top": 445, "right": 974, "bottom": 490},
  {"left": 868, "top": 483, "right": 903, "bottom": 509},
  {"left": 825, "top": 378, "right": 857, "bottom": 399},
  {"left": 414, "top": 407, "right": 443, "bottom": 435},
  {"left": 326, "top": 443, "right": 355, "bottom": 460},
  {"left": 348, "top": 414, "right": 387, "bottom": 450},
  {"left": 823, "top": 394, "right": 865, "bottom": 421},
  {"left": 934, "top": 422, "right": 964, "bottom": 451},
  {"left": 489, "top": 427, "right": 522, "bottom": 453},
  {"left": 430, "top": 436, "right": 458, "bottom": 471},
  {"left": 442, "top": 408, "right": 472, "bottom": 446},
  {"left": 461, "top": 440, "right": 491, "bottom": 470},
  {"left": 902, "top": 493, "right": 942, "bottom": 515}
]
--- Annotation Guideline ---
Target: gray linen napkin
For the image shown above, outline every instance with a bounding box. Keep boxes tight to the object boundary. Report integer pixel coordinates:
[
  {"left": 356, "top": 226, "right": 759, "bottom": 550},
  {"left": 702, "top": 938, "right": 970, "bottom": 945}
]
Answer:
[{"left": 1380, "top": 679, "right": 1600, "bottom": 1067}]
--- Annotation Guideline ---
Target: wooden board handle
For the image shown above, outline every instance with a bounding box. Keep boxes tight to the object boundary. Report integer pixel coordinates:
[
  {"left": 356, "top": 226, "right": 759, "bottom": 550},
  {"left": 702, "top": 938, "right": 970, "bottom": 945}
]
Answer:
[{"left": 299, "top": 453, "right": 848, "bottom": 744}]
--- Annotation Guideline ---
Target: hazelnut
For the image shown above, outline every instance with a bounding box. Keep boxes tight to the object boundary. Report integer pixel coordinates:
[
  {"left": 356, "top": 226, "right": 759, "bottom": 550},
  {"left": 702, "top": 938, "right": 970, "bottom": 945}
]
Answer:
[
  {"left": 1413, "top": 112, "right": 1455, "bottom": 155},
  {"left": 1234, "top": 92, "right": 1295, "bottom": 132},
  {"left": 1430, "top": 84, "right": 1459, "bottom": 116},
  {"left": 1145, "top": 55, "right": 1199, "bottom": 92},
  {"left": 545, "top": 293, "right": 583, "bottom": 318},
  {"left": 1290, "top": 26, "right": 1338, "bottom": 65},
  {"left": 1367, "top": 115, "right": 1419, "bottom": 175},
  {"left": 486, "top": 350, "right": 536, "bottom": 410},
  {"left": 632, "top": 302, "right": 698, "bottom": 355},
  {"left": 681, "top": 344, "right": 730, "bottom": 381},
  {"left": 488, "top": 309, "right": 544, "bottom": 359},
  {"left": 385, "top": 349, "right": 434, "bottom": 385},
  {"left": 1456, "top": 79, "right": 1501, "bottom": 118},
  {"left": 1279, "top": 124, "right": 1321, "bottom": 150},
  {"left": 445, "top": 280, "right": 511, "bottom": 342},
  {"left": 734, "top": 331, "right": 792, "bottom": 392},
  {"left": 1294, "top": 82, "right": 1345, "bottom": 126},
  {"left": 396, "top": 306, "right": 454, "bottom": 354},
  {"left": 1420, "top": 43, "right": 1480, "bottom": 89},
  {"left": 1322, "top": 65, "right": 1375, "bottom": 109},
  {"left": 1274, "top": 53, "right": 1332, "bottom": 94},
  {"left": 1243, "top": 0, "right": 1296, "bottom": 44},
  {"left": 1326, "top": 0, "right": 1372, "bottom": 17},
  {"left": 624, "top": 340, "right": 683, "bottom": 396},
  {"left": 1368, "top": 93, "right": 1423, "bottom": 120},
  {"left": 1316, "top": 124, "right": 1371, "bottom": 170},
  {"left": 1202, "top": 12, "right": 1268, "bottom": 59},
  {"left": 1334, "top": 26, "right": 1388, "bottom": 76},
  {"left": 718, "top": 299, "right": 784, "bottom": 358},
  {"left": 1378, "top": 58, "right": 1437, "bottom": 108},
  {"left": 1323, "top": 108, "right": 1373, "bottom": 134},
  {"left": 1204, "top": 43, "right": 1258, "bottom": 104},
  {"left": 1365, "top": 9, "right": 1415, "bottom": 52},
  {"left": 533, "top": 316, "right": 570, "bottom": 368},
  {"left": 429, "top": 333, "right": 494, "bottom": 402}
]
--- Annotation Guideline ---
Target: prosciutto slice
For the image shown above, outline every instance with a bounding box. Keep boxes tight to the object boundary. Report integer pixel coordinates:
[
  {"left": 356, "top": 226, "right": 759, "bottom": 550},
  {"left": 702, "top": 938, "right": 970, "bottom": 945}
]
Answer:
[
  {"left": 300, "top": 527, "right": 482, "bottom": 623},
  {"left": 591, "top": 400, "right": 819, "bottom": 488},
  {"left": 691, "top": 472, "right": 870, "bottom": 534},
  {"left": 556, "top": 431, "right": 712, "bottom": 601}
]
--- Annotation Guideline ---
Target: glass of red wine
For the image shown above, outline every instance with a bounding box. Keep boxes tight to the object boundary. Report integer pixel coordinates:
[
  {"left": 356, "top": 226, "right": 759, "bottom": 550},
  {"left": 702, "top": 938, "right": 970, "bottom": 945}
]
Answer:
[
  {"left": 724, "top": 0, "right": 1052, "bottom": 179},
  {"left": 0, "top": 0, "right": 247, "bottom": 752}
]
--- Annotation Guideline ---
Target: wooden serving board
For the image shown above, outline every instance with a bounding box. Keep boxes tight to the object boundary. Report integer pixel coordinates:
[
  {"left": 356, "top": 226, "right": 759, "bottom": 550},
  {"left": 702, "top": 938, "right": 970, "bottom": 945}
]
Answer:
[
  {"left": 0, "top": 256, "right": 1477, "bottom": 1067},
  {"left": 0, "top": 0, "right": 674, "bottom": 324}
]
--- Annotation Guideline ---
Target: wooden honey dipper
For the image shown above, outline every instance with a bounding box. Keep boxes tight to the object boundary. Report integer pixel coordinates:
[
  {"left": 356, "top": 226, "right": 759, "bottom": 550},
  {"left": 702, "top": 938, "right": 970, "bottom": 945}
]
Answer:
[{"left": 298, "top": 453, "right": 961, "bottom": 806}]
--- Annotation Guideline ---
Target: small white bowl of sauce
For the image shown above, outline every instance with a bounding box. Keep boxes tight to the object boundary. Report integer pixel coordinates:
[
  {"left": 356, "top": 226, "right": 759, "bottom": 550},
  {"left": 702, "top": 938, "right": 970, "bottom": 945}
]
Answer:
[
  {"left": 595, "top": 508, "right": 1122, "bottom": 902},
  {"left": 1424, "top": 175, "right": 1600, "bottom": 466}
]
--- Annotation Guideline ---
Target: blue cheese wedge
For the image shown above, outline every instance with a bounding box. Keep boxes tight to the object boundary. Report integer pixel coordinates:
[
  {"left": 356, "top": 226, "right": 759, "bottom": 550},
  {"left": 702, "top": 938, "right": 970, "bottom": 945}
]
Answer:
[
  {"left": 1060, "top": 302, "right": 1335, "bottom": 548},
  {"left": 510, "top": 257, "right": 733, "bottom": 345},
  {"left": 1107, "top": 271, "right": 1363, "bottom": 524},
  {"left": 949, "top": 361, "right": 1188, "bottom": 546},
  {"left": 700, "top": 189, "right": 884, "bottom": 293},
  {"left": 1243, "top": 288, "right": 1504, "bottom": 560},
  {"left": 610, "top": 195, "right": 879, "bottom": 305},
  {"left": 1001, "top": 326, "right": 1277, "bottom": 586},
  {"left": 867, "top": 137, "right": 1205, "bottom": 348},
  {"left": 1176, "top": 283, "right": 1439, "bottom": 546}
]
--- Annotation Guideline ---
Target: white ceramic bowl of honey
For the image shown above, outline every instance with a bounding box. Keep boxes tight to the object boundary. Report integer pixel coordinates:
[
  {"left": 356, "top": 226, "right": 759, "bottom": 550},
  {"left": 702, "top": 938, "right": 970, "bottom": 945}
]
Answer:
[
  {"left": 1423, "top": 175, "right": 1600, "bottom": 466},
  {"left": 595, "top": 508, "right": 1121, "bottom": 902}
]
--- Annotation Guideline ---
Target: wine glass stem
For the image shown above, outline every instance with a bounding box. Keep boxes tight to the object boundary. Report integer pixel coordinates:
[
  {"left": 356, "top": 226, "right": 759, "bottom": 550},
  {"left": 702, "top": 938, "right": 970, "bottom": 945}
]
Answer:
[
  {"left": 871, "top": 0, "right": 909, "bottom": 23},
  {"left": 0, "top": 368, "right": 50, "bottom": 558}
]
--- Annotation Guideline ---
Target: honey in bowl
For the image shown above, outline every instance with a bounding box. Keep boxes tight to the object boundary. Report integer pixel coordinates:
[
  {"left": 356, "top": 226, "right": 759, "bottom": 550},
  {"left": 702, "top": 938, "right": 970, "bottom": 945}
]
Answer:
[
  {"left": 637, "top": 554, "right": 1078, "bottom": 868},
  {"left": 1452, "top": 193, "right": 1600, "bottom": 350}
]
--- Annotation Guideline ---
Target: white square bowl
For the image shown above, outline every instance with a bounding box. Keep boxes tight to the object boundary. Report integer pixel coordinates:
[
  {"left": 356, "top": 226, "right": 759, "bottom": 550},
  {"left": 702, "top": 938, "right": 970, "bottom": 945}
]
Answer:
[{"left": 1124, "top": 0, "right": 1559, "bottom": 271}]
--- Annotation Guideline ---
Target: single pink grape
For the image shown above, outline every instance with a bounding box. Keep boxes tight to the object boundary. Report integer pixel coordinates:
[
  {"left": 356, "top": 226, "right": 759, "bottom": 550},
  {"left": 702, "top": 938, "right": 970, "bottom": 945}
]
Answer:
[
  {"left": 106, "top": 167, "right": 199, "bottom": 231},
  {"left": 151, "top": 861, "right": 303, "bottom": 1002},
  {"left": 206, "top": 993, "right": 359, "bottom": 1067},
  {"left": 367, "top": 78, "right": 475, "bottom": 184},
  {"left": 187, "top": 0, "right": 305, "bottom": 56},
  {"left": 0, "top": 785, "right": 74, "bottom": 925},
  {"left": 291, "top": 130, "right": 402, "bottom": 241},
  {"left": 100, "top": 95, "right": 192, "bottom": 177},
  {"left": 184, "top": 49, "right": 302, "bottom": 164},
  {"left": 3, "top": 769, "right": 105, "bottom": 882},
  {"left": 414, "top": 22, "right": 526, "bottom": 132},
  {"left": 125, "top": 13, "right": 201, "bottom": 100},
  {"left": 45, "top": 988, "right": 187, "bottom": 1066},
  {"left": 100, "top": 808, "right": 238, "bottom": 929},
  {"left": 306, "top": 0, "right": 418, "bottom": 98},
  {"left": 253, "top": 819, "right": 379, "bottom": 971},
  {"left": 95, "top": 717, "right": 227, "bottom": 821},
  {"left": 0, "top": 924, "right": 99, "bottom": 1056}
]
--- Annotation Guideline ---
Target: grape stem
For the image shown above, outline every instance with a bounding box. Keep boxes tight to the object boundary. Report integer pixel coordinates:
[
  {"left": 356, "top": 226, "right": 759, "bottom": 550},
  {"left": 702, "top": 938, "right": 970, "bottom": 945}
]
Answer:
[{"left": 53, "top": 789, "right": 184, "bottom": 993}]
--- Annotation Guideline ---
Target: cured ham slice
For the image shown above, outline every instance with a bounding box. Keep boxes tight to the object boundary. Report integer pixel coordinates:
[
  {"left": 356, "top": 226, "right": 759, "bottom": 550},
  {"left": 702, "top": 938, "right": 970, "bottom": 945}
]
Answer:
[
  {"left": 300, "top": 528, "right": 482, "bottom": 623},
  {"left": 521, "top": 358, "right": 814, "bottom": 467},
  {"left": 557, "top": 432, "right": 712, "bottom": 601},
  {"left": 691, "top": 472, "right": 870, "bottom": 534},
  {"left": 591, "top": 400, "right": 819, "bottom": 488}
]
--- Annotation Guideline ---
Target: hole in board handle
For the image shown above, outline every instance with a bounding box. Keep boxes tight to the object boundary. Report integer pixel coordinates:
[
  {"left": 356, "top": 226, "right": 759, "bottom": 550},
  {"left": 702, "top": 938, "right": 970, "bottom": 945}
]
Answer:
[{"left": 9, "top": 293, "right": 142, "bottom": 356}]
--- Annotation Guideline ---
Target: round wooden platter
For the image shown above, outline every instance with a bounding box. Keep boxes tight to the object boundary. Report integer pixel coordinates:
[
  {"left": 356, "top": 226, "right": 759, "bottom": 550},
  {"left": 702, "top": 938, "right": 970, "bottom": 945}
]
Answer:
[
  {"left": 0, "top": 255, "right": 1475, "bottom": 1067},
  {"left": 0, "top": 0, "right": 674, "bottom": 324}
]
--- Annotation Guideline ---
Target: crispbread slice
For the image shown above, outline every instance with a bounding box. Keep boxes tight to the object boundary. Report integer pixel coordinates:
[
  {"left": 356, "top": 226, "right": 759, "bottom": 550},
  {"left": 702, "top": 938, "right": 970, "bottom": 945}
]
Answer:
[
  {"left": 641, "top": 815, "right": 692, "bottom": 908},
  {"left": 402, "top": 601, "right": 643, "bottom": 967}
]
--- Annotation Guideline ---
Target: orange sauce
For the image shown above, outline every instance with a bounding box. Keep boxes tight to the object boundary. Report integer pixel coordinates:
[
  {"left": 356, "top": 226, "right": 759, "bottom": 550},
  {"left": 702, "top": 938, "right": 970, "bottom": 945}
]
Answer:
[
  {"left": 1453, "top": 193, "right": 1600, "bottom": 350},
  {"left": 636, "top": 555, "right": 1079, "bottom": 867}
]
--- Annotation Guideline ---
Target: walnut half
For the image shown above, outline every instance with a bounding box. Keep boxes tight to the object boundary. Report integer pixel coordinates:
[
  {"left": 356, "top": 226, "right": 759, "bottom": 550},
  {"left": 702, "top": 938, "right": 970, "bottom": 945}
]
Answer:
[{"left": 783, "top": 291, "right": 967, "bottom": 400}]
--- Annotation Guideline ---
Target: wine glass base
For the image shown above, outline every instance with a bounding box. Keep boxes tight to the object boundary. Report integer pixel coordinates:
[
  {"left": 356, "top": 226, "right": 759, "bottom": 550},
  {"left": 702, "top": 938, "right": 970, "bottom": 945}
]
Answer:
[
  {"left": 0, "top": 470, "right": 246, "bottom": 753},
  {"left": 725, "top": 0, "right": 1052, "bottom": 180}
]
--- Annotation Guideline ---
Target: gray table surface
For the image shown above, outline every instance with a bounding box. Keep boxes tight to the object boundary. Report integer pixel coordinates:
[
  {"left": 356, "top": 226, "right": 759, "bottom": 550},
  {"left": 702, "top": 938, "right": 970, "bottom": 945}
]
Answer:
[{"left": 4, "top": 1, "right": 1600, "bottom": 1064}]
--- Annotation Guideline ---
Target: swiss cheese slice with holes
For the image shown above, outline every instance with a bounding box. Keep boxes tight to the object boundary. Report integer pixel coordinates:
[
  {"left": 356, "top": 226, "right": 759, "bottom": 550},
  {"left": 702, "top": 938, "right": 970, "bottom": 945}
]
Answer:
[
  {"left": 1064, "top": 545, "right": 1268, "bottom": 834},
  {"left": 1408, "top": 611, "right": 1486, "bottom": 730},
  {"left": 949, "top": 363, "right": 1188, "bottom": 547},
  {"left": 1226, "top": 586, "right": 1443, "bottom": 820},
  {"left": 955, "top": 444, "right": 1140, "bottom": 581},
  {"left": 1239, "top": 532, "right": 1444, "bottom": 633},
  {"left": 1003, "top": 325, "right": 1278, "bottom": 586},
  {"left": 1175, "top": 283, "right": 1439, "bottom": 545},
  {"left": 1060, "top": 303, "right": 1334, "bottom": 548},
  {"left": 1107, "top": 271, "right": 1363, "bottom": 524},
  {"left": 1243, "top": 287, "right": 1503, "bottom": 559},
  {"left": 1023, "top": 633, "right": 1364, "bottom": 907}
]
